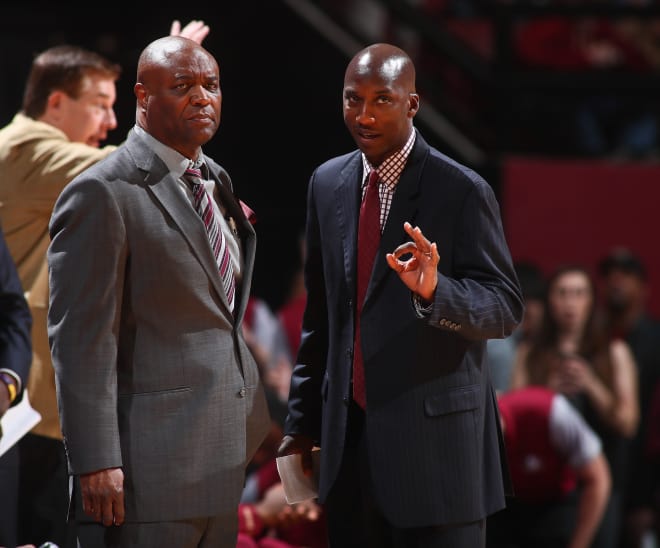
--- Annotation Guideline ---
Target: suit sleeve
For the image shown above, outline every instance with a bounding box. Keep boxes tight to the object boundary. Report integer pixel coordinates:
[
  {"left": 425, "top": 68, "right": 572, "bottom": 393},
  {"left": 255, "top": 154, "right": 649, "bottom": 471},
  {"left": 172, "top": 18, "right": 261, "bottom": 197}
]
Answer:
[
  {"left": 47, "top": 177, "right": 126, "bottom": 474},
  {"left": 284, "top": 171, "right": 326, "bottom": 441},
  {"left": 429, "top": 178, "right": 523, "bottom": 340},
  {"left": 0, "top": 227, "right": 32, "bottom": 397}
]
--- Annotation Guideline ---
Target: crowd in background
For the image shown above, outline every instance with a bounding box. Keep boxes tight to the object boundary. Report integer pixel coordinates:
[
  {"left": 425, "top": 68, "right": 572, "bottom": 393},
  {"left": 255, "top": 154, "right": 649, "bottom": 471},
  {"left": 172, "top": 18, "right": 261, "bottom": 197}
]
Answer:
[{"left": 0, "top": 5, "right": 659, "bottom": 548}]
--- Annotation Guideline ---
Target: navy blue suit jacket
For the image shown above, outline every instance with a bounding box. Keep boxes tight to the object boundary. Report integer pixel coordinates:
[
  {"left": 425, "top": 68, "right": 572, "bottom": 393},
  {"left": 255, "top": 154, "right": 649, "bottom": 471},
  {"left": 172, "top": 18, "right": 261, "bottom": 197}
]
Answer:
[
  {"left": 0, "top": 226, "right": 31, "bottom": 397},
  {"left": 284, "top": 131, "right": 523, "bottom": 527}
]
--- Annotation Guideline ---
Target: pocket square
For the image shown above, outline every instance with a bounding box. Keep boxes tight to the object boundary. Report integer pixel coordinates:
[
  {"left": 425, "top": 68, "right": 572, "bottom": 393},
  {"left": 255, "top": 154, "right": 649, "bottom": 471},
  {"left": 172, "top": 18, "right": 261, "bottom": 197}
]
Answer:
[{"left": 240, "top": 200, "right": 257, "bottom": 225}]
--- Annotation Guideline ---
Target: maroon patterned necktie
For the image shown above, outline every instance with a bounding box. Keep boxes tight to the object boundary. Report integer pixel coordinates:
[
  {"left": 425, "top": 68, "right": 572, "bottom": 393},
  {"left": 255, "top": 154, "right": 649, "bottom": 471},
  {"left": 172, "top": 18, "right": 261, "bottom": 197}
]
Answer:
[
  {"left": 184, "top": 166, "right": 235, "bottom": 312},
  {"left": 353, "top": 169, "right": 381, "bottom": 408}
]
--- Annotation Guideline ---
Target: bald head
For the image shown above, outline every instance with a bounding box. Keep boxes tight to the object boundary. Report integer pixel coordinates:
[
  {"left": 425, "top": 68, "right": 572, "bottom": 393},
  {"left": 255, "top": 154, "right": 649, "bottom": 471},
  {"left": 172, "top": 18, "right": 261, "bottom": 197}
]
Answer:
[
  {"left": 342, "top": 43, "right": 419, "bottom": 166},
  {"left": 137, "top": 36, "right": 214, "bottom": 86},
  {"left": 345, "top": 43, "right": 416, "bottom": 93},
  {"left": 134, "top": 35, "right": 221, "bottom": 160}
]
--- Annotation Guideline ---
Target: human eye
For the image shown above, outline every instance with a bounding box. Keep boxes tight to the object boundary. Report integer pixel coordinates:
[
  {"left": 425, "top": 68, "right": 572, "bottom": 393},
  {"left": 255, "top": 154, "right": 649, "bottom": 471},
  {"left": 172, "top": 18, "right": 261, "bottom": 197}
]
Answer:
[
  {"left": 376, "top": 95, "right": 392, "bottom": 104},
  {"left": 344, "top": 93, "right": 360, "bottom": 105},
  {"left": 205, "top": 79, "right": 220, "bottom": 93}
]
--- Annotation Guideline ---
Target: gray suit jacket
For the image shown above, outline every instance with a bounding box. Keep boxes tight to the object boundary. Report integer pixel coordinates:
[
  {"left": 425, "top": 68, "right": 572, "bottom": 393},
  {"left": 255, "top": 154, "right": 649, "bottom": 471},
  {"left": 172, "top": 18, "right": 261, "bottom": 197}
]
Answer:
[
  {"left": 285, "top": 131, "right": 523, "bottom": 527},
  {"left": 47, "top": 129, "right": 269, "bottom": 522}
]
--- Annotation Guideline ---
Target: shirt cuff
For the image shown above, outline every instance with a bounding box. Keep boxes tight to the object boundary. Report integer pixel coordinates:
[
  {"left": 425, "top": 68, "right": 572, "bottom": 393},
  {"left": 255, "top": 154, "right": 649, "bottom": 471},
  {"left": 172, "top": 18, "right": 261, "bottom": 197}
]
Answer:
[{"left": 412, "top": 293, "right": 434, "bottom": 318}]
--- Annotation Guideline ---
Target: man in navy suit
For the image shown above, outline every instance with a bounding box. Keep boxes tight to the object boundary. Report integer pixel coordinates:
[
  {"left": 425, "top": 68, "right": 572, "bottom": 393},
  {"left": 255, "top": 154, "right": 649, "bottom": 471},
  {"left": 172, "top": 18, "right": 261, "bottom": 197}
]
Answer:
[{"left": 278, "top": 43, "right": 523, "bottom": 547}]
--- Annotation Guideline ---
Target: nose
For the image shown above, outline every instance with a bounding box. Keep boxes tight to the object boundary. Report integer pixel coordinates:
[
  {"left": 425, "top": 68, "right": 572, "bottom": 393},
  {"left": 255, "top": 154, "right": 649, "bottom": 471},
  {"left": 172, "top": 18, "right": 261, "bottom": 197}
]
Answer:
[
  {"left": 190, "top": 85, "right": 213, "bottom": 105},
  {"left": 105, "top": 108, "right": 118, "bottom": 130},
  {"left": 356, "top": 103, "right": 375, "bottom": 125}
]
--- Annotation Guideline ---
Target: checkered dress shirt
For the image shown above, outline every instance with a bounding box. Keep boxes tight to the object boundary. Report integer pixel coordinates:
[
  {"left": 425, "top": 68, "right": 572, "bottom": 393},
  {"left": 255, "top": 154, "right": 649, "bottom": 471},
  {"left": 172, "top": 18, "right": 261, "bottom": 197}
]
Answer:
[{"left": 360, "top": 128, "right": 416, "bottom": 232}]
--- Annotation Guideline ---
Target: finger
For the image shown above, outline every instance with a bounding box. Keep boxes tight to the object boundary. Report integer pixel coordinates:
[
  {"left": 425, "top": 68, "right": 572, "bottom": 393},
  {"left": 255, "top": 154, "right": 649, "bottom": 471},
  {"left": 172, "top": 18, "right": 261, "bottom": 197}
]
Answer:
[
  {"left": 169, "top": 20, "right": 181, "bottom": 36},
  {"left": 401, "top": 257, "right": 420, "bottom": 272},
  {"left": 391, "top": 241, "right": 418, "bottom": 259},
  {"left": 83, "top": 496, "right": 97, "bottom": 517},
  {"left": 385, "top": 253, "right": 400, "bottom": 271},
  {"left": 112, "top": 495, "right": 125, "bottom": 526},
  {"left": 412, "top": 228, "right": 432, "bottom": 253},
  {"left": 98, "top": 494, "right": 116, "bottom": 527},
  {"left": 431, "top": 242, "right": 439, "bottom": 262},
  {"left": 425, "top": 242, "right": 440, "bottom": 263}
]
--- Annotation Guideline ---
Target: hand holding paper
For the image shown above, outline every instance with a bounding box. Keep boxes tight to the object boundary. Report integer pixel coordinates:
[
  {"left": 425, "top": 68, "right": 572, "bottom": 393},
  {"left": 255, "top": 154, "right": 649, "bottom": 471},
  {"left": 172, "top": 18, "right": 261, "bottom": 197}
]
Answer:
[
  {"left": 276, "top": 447, "right": 321, "bottom": 504},
  {"left": 0, "top": 389, "right": 41, "bottom": 457}
]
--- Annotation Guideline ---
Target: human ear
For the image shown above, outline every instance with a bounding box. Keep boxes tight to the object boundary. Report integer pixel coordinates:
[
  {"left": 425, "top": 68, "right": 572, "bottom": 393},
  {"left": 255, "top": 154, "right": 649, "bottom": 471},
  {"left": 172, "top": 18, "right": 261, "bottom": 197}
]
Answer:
[{"left": 408, "top": 93, "right": 420, "bottom": 117}]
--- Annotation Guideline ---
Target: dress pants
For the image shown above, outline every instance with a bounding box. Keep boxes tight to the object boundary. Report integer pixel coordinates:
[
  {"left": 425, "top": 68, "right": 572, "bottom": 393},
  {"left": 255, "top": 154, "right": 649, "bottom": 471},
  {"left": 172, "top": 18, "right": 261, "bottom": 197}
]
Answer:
[
  {"left": 17, "top": 433, "right": 73, "bottom": 547},
  {"left": 76, "top": 514, "right": 238, "bottom": 548},
  {"left": 0, "top": 444, "right": 19, "bottom": 548},
  {"left": 324, "top": 401, "right": 486, "bottom": 548}
]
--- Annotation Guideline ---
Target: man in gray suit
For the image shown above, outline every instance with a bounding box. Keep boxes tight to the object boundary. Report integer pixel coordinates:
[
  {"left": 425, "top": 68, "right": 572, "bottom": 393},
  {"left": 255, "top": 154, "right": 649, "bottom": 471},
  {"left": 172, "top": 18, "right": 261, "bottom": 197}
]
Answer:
[
  {"left": 47, "top": 36, "right": 269, "bottom": 547},
  {"left": 278, "top": 43, "right": 523, "bottom": 547}
]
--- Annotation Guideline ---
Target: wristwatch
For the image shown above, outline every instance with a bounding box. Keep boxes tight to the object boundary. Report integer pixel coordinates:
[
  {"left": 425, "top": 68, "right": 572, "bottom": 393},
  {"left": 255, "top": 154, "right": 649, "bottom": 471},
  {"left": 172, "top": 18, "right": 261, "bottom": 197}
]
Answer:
[{"left": 0, "top": 372, "right": 17, "bottom": 404}]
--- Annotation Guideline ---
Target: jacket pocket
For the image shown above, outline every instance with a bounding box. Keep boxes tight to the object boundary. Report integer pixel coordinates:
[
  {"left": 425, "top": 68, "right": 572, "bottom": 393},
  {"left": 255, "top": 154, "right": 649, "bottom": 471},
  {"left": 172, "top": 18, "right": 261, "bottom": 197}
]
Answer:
[{"left": 423, "top": 384, "right": 480, "bottom": 417}]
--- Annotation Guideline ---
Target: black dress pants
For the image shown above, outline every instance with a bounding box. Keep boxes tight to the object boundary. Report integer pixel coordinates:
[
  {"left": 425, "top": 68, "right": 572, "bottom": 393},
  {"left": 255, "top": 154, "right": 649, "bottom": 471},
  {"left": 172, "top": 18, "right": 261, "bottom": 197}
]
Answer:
[{"left": 324, "top": 401, "right": 485, "bottom": 548}]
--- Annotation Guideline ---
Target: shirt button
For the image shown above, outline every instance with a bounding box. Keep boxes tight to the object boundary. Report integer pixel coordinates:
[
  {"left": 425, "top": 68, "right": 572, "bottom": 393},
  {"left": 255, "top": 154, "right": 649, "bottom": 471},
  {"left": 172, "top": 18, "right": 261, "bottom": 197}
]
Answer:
[{"left": 239, "top": 387, "right": 247, "bottom": 398}]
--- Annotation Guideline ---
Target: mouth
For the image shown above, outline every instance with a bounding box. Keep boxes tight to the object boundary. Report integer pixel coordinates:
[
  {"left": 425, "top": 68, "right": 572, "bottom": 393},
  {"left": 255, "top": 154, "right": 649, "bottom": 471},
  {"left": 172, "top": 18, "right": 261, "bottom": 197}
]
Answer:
[
  {"left": 188, "top": 113, "right": 215, "bottom": 124},
  {"left": 354, "top": 128, "right": 380, "bottom": 142},
  {"left": 87, "top": 135, "right": 105, "bottom": 148}
]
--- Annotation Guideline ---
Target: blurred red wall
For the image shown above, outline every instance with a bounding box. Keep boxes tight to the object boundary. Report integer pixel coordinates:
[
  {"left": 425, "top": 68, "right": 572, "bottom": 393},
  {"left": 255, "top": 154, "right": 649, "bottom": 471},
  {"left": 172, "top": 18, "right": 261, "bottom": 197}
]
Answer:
[{"left": 502, "top": 157, "right": 660, "bottom": 317}]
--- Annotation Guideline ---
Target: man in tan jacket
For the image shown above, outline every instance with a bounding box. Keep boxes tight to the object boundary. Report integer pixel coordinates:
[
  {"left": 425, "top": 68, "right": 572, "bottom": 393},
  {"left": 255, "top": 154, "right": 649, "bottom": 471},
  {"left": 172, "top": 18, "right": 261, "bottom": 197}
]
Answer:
[{"left": 0, "top": 20, "right": 209, "bottom": 547}]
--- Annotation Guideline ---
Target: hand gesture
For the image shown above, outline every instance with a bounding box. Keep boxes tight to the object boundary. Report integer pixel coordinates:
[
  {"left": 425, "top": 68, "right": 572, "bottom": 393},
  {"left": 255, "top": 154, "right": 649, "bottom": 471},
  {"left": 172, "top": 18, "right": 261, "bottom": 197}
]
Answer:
[
  {"left": 386, "top": 222, "right": 439, "bottom": 301},
  {"left": 169, "top": 20, "right": 210, "bottom": 45}
]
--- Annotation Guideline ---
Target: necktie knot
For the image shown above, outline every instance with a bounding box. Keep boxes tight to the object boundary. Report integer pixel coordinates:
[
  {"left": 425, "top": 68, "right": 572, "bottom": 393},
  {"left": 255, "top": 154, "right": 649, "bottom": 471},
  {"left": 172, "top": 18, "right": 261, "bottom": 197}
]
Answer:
[
  {"left": 185, "top": 166, "right": 203, "bottom": 179},
  {"left": 367, "top": 169, "right": 379, "bottom": 189}
]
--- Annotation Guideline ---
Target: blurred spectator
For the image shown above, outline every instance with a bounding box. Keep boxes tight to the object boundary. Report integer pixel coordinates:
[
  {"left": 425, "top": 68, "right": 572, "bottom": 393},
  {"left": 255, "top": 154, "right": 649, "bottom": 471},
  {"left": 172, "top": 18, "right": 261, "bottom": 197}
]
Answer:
[
  {"left": 513, "top": 4, "right": 658, "bottom": 157},
  {"left": 598, "top": 248, "right": 660, "bottom": 548},
  {"left": 243, "top": 294, "right": 294, "bottom": 428},
  {"left": 277, "top": 233, "right": 307, "bottom": 361},
  {"left": 488, "top": 386, "right": 611, "bottom": 548},
  {"left": 238, "top": 458, "right": 327, "bottom": 548},
  {"left": 511, "top": 264, "right": 639, "bottom": 548},
  {"left": 488, "top": 260, "right": 547, "bottom": 393}
]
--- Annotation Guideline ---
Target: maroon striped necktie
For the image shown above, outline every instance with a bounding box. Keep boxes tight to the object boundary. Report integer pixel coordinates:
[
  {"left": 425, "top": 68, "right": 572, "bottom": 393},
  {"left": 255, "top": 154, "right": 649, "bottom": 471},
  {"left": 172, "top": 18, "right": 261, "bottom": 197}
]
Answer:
[
  {"left": 353, "top": 169, "right": 381, "bottom": 408},
  {"left": 184, "top": 166, "right": 235, "bottom": 312}
]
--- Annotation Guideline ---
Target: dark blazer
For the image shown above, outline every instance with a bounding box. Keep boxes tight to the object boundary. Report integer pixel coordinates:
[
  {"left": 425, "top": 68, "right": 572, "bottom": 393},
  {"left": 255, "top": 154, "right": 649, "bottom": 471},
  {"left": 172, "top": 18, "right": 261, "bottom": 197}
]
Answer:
[
  {"left": 284, "top": 131, "right": 523, "bottom": 528},
  {"left": 47, "top": 129, "right": 270, "bottom": 522},
  {"left": 0, "top": 226, "right": 31, "bottom": 393}
]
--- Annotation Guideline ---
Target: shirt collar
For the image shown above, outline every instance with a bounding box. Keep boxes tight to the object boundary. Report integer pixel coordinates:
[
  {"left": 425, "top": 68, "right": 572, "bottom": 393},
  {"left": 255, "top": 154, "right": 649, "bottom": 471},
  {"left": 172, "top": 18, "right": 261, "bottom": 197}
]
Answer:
[
  {"left": 361, "top": 127, "right": 416, "bottom": 189},
  {"left": 133, "top": 124, "right": 205, "bottom": 180}
]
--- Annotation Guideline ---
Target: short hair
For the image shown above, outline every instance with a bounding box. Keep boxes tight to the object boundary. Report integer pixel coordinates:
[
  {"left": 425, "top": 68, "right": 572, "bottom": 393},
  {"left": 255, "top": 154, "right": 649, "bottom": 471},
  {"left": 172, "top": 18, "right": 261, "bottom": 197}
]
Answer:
[
  {"left": 22, "top": 45, "right": 121, "bottom": 119},
  {"left": 598, "top": 247, "right": 647, "bottom": 280},
  {"left": 515, "top": 261, "right": 546, "bottom": 301}
]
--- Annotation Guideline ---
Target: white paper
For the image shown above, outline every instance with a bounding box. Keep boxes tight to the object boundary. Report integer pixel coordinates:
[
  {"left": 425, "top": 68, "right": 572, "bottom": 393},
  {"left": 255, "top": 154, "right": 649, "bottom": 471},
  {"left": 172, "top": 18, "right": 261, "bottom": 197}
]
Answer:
[
  {"left": 0, "top": 389, "right": 42, "bottom": 457},
  {"left": 276, "top": 447, "right": 321, "bottom": 504}
]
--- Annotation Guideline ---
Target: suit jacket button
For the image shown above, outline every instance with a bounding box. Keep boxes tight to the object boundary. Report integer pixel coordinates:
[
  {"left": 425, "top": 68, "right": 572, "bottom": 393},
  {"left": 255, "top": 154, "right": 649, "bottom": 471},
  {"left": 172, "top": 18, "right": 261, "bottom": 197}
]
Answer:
[
  {"left": 239, "top": 387, "right": 247, "bottom": 397},
  {"left": 343, "top": 396, "right": 349, "bottom": 406}
]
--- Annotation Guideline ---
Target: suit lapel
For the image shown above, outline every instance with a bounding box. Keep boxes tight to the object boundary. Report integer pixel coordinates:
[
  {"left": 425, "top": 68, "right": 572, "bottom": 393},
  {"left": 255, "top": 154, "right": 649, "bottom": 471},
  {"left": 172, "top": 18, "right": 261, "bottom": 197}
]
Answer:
[
  {"left": 125, "top": 135, "right": 232, "bottom": 320},
  {"left": 147, "top": 169, "right": 234, "bottom": 316},
  {"left": 334, "top": 154, "right": 362, "bottom": 300},
  {"left": 365, "top": 134, "right": 429, "bottom": 306}
]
